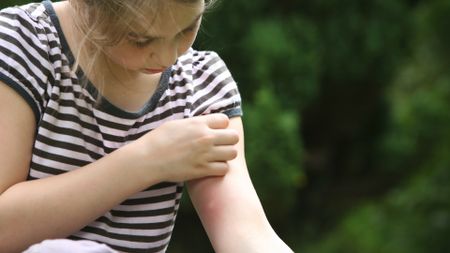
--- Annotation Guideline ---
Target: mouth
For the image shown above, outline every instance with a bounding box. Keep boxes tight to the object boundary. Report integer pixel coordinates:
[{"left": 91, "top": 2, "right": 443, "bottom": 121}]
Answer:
[{"left": 142, "top": 68, "right": 165, "bottom": 74}]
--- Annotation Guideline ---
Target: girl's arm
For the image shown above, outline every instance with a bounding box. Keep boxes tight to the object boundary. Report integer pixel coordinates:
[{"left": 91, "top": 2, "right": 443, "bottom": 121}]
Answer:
[
  {"left": 0, "top": 82, "right": 160, "bottom": 252},
  {"left": 187, "top": 117, "right": 294, "bottom": 253},
  {"left": 0, "top": 82, "right": 238, "bottom": 252}
]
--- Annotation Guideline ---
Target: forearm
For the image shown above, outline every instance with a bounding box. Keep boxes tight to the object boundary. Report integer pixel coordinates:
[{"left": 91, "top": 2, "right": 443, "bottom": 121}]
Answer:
[
  {"left": 0, "top": 113, "right": 239, "bottom": 252},
  {"left": 0, "top": 144, "right": 159, "bottom": 252},
  {"left": 187, "top": 117, "right": 293, "bottom": 253},
  {"left": 188, "top": 172, "right": 292, "bottom": 253}
]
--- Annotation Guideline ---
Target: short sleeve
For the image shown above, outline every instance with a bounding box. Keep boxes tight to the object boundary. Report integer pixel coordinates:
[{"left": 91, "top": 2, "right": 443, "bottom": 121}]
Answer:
[
  {"left": 0, "top": 5, "right": 52, "bottom": 123},
  {"left": 187, "top": 50, "right": 242, "bottom": 118}
]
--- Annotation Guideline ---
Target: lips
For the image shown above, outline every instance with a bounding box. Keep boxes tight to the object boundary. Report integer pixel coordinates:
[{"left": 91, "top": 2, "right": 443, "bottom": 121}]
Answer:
[{"left": 143, "top": 68, "right": 165, "bottom": 74}]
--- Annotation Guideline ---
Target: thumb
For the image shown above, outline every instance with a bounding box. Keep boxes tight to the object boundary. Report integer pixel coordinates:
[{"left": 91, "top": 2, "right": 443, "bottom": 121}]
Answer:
[{"left": 200, "top": 113, "right": 229, "bottom": 129}]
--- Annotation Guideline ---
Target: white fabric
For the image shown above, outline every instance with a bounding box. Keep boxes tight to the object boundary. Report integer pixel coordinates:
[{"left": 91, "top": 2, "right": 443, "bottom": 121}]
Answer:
[{"left": 24, "top": 239, "right": 118, "bottom": 253}]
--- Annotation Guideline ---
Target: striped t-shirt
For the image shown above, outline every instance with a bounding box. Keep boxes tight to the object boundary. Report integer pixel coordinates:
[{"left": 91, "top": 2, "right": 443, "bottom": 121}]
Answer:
[{"left": 0, "top": 1, "right": 242, "bottom": 252}]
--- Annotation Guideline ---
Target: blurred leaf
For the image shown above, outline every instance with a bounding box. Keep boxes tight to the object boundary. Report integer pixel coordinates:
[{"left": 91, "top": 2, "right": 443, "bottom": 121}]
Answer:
[{"left": 243, "top": 87, "right": 305, "bottom": 221}]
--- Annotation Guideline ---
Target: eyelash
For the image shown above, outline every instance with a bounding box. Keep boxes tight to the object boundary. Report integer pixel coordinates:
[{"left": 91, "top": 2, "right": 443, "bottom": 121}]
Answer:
[
  {"left": 128, "top": 24, "right": 199, "bottom": 49},
  {"left": 131, "top": 39, "right": 154, "bottom": 48}
]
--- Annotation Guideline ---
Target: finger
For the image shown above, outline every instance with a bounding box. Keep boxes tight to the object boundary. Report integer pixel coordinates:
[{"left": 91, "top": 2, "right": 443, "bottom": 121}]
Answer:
[
  {"left": 212, "top": 129, "right": 239, "bottom": 146},
  {"left": 207, "top": 146, "right": 238, "bottom": 162},
  {"left": 206, "top": 161, "right": 230, "bottom": 176},
  {"left": 201, "top": 113, "right": 229, "bottom": 129}
]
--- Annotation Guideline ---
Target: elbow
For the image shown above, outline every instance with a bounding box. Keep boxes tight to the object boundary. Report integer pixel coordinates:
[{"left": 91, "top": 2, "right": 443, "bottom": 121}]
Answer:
[
  {"left": 0, "top": 207, "right": 30, "bottom": 253},
  {"left": 0, "top": 235, "right": 31, "bottom": 253},
  {"left": 0, "top": 224, "right": 15, "bottom": 253},
  {"left": 0, "top": 231, "right": 15, "bottom": 253}
]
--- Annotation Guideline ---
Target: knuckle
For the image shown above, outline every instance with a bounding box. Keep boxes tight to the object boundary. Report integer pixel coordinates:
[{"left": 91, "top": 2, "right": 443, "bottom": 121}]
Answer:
[{"left": 197, "top": 134, "right": 215, "bottom": 146}]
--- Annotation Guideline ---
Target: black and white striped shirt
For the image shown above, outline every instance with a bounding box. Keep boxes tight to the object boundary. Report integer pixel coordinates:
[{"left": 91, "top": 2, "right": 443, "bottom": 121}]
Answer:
[{"left": 0, "top": 1, "right": 242, "bottom": 252}]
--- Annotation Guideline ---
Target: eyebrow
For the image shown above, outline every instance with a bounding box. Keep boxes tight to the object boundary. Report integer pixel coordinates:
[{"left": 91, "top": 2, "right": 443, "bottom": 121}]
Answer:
[{"left": 138, "top": 13, "right": 204, "bottom": 40}]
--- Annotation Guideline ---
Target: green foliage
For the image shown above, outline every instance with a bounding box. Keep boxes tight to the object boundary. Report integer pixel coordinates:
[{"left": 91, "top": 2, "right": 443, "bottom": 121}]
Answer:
[
  {"left": 0, "top": 0, "right": 28, "bottom": 8},
  {"left": 301, "top": 0, "right": 411, "bottom": 84},
  {"left": 197, "top": 1, "right": 321, "bottom": 110},
  {"left": 241, "top": 17, "right": 320, "bottom": 109},
  {"left": 378, "top": 0, "right": 450, "bottom": 172},
  {"left": 243, "top": 87, "right": 304, "bottom": 221},
  {"left": 301, "top": 1, "right": 450, "bottom": 252},
  {"left": 417, "top": 0, "right": 450, "bottom": 65},
  {"left": 302, "top": 162, "right": 450, "bottom": 253}
]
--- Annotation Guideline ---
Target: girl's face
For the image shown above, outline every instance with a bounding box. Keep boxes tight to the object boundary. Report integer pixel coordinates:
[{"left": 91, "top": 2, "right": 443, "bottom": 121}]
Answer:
[{"left": 104, "top": 1, "right": 205, "bottom": 75}]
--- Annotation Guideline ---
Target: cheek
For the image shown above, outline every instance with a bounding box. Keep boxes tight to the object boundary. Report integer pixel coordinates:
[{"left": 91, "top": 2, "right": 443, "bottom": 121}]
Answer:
[
  {"left": 178, "top": 32, "right": 198, "bottom": 55},
  {"left": 107, "top": 46, "right": 149, "bottom": 67}
]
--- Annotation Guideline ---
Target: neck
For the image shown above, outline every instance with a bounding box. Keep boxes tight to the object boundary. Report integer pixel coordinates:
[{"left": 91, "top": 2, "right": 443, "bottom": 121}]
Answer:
[{"left": 100, "top": 57, "right": 157, "bottom": 93}]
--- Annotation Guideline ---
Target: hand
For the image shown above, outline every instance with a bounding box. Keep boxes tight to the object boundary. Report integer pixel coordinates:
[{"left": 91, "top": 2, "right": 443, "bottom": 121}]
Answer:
[{"left": 131, "top": 113, "right": 239, "bottom": 183}]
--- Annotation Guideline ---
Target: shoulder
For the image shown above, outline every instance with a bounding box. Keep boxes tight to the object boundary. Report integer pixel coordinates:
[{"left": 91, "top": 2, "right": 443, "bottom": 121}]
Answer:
[
  {"left": 0, "top": 3, "right": 58, "bottom": 123},
  {"left": 172, "top": 48, "right": 242, "bottom": 117},
  {"left": 174, "top": 48, "right": 229, "bottom": 74},
  {"left": 172, "top": 48, "right": 235, "bottom": 85},
  {"left": 0, "top": 2, "right": 50, "bottom": 30},
  {"left": 0, "top": 2, "right": 57, "bottom": 70},
  {"left": 0, "top": 2, "right": 56, "bottom": 53}
]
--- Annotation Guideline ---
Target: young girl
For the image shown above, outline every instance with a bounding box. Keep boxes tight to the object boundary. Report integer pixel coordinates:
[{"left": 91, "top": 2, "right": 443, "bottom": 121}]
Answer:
[{"left": 0, "top": 0, "right": 293, "bottom": 252}]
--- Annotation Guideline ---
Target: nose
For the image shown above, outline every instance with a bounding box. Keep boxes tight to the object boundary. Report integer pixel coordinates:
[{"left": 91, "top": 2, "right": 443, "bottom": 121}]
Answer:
[{"left": 151, "top": 40, "right": 178, "bottom": 68}]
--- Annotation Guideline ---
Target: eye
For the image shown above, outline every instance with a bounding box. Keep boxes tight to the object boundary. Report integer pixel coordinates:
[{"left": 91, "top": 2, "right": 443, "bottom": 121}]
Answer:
[
  {"left": 131, "top": 40, "right": 153, "bottom": 48},
  {"left": 127, "top": 33, "right": 156, "bottom": 48}
]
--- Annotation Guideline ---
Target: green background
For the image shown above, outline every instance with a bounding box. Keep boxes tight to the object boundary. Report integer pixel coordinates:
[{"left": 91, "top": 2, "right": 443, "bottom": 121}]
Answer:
[{"left": 2, "top": 0, "right": 449, "bottom": 252}]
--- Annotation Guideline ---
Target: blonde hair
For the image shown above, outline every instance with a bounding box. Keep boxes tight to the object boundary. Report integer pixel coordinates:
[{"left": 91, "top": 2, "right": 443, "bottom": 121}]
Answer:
[{"left": 68, "top": 0, "right": 216, "bottom": 103}]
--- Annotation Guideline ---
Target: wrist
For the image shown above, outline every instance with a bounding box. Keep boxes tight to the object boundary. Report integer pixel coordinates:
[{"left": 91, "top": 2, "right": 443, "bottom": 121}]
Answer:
[{"left": 116, "top": 141, "right": 165, "bottom": 187}]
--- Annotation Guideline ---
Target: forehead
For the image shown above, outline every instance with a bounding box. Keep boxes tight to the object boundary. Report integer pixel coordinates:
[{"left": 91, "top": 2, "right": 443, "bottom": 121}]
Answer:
[{"left": 131, "top": 1, "right": 205, "bottom": 36}]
